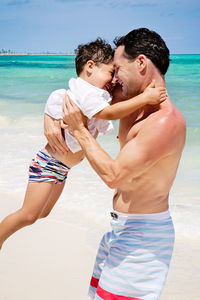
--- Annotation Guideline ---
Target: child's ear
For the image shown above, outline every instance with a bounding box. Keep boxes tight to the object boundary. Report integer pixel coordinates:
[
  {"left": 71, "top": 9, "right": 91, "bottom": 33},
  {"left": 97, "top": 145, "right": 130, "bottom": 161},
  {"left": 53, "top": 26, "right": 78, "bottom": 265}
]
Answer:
[{"left": 86, "top": 60, "right": 96, "bottom": 74}]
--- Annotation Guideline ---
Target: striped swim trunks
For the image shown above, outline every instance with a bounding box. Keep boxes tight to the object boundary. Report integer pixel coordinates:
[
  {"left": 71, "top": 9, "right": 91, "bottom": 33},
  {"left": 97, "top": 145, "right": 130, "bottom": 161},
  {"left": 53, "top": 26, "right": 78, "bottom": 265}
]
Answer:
[
  {"left": 88, "top": 210, "right": 175, "bottom": 300},
  {"left": 29, "top": 151, "right": 70, "bottom": 184}
]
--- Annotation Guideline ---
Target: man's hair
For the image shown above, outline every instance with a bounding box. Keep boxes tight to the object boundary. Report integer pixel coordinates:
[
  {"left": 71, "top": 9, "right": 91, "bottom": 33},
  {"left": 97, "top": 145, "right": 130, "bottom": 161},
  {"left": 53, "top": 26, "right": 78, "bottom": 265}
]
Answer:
[
  {"left": 114, "top": 28, "right": 170, "bottom": 75},
  {"left": 75, "top": 38, "right": 114, "bottom": 76}
]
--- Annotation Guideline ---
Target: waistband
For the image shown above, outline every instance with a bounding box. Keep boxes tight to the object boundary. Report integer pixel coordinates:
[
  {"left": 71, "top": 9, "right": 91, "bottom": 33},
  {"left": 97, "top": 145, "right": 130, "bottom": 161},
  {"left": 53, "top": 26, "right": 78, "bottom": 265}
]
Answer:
[
  {"left": 110, "top": 209, "right": 171, "bottom": 221},
  {"left": 38, "top": 150, "right": 71, "bottom": 169}
]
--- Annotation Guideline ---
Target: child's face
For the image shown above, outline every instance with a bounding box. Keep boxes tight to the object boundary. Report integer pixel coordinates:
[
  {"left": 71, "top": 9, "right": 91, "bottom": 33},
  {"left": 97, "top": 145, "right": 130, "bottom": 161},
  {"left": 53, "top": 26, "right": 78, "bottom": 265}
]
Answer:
[{"left": 91, "top": 62, "right": 114, "bottom": 91}]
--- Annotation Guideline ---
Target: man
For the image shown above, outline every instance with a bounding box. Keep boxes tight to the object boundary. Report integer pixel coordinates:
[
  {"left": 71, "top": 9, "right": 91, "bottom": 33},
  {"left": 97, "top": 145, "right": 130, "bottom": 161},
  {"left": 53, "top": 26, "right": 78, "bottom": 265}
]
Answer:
[{"left": 45, "top": 28, "right": 186, "bottom": 300}]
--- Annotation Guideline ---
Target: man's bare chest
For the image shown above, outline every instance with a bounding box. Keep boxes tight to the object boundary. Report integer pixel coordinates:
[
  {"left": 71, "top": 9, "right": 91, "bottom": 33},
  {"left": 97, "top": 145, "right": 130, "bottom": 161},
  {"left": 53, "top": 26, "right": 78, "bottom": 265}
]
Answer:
[{"left": 118, "top": 115, "right": 145, "bottom": 147}]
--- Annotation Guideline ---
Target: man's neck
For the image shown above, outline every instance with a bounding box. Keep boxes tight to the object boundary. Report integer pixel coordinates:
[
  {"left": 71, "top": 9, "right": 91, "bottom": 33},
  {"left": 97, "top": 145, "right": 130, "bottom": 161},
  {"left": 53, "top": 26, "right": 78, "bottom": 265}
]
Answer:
[
  {"left": 144, "top": 71, "right": 166, "bottom": 90},
  {"left": 153, "top": 75, "right": 166, "bottom": 88}
]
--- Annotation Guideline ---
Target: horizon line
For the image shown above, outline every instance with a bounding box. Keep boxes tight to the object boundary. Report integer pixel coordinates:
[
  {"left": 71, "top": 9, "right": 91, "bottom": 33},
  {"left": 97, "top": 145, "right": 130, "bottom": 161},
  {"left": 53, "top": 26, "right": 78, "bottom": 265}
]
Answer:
[{"left": 0, "top": 52, "right": 200, "bottom": 56}]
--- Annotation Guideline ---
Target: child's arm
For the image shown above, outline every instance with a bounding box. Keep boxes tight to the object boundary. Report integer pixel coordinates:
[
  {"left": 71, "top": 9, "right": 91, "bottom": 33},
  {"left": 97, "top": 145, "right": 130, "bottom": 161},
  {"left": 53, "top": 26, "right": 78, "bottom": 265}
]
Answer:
[{"left": 93, "top": 81, "right": 167, "bottom": 120}]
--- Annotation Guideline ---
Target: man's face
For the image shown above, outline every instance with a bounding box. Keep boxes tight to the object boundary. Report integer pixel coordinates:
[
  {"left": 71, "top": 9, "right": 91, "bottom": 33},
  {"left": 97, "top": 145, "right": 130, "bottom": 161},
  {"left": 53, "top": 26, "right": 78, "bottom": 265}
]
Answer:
[{"left": 113, "top": 46, "right": 141, "bottom": 98}]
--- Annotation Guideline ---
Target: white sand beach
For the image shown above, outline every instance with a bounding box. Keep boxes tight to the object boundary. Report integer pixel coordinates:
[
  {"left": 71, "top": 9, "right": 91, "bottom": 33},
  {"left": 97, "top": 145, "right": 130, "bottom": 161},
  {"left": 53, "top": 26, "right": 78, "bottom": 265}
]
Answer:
[
  {"left": 0, "top": 119, "right": 200, "bottom": 299},
  {"left": 0, "top": 193, "right": 200, "bottom": 300}
]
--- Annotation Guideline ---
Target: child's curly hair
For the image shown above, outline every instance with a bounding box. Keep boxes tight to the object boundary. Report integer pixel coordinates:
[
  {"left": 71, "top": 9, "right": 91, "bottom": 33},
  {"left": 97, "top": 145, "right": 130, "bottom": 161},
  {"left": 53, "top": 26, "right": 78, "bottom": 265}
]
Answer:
[{"left": 75, "top": 38, "right": 114, "bottom": 76}]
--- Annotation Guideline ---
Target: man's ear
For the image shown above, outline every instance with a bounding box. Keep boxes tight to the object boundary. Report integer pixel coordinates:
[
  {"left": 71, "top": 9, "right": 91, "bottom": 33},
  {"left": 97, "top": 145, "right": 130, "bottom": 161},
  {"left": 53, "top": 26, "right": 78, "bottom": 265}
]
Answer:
[
  {"left": 85, "top": 60, "right": 96, "bottom": 75},
  {"left": 136, "top": 55, "right": 147, "bottom": 72}
]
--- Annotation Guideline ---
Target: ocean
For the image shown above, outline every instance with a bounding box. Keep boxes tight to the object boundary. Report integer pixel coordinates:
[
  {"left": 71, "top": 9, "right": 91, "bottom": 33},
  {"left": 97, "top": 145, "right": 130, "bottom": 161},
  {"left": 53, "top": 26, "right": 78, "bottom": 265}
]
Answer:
[{"left": 0, "top": 54, "right": 200, "bottom": 240}]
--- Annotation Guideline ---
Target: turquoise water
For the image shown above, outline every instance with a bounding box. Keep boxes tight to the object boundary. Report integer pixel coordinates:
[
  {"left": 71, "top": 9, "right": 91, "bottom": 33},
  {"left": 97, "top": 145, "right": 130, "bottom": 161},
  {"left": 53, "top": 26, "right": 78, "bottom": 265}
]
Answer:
[
  {"left": 166, "top": 54, "right": 200, "bottom": 128},
  {"left": 0, "top": 54, "right": 199, "bottom": 127},
  {"left": 0, "top": 55, "right": 75, "bottom": 111},
  {"left": 0, "top": 54, "right": 200, "bottom": 239}
]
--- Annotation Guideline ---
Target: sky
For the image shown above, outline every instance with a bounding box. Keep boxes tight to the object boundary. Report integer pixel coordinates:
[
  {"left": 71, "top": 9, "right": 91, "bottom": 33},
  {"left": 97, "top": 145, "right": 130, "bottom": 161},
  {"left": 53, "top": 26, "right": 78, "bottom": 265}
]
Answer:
[{"left": 0, "top": 0, "right": 200, "bottom": 54}]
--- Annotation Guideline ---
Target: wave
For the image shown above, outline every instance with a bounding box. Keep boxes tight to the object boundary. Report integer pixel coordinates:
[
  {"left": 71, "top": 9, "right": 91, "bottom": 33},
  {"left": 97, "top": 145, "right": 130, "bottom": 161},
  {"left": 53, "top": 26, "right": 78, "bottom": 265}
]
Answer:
[
  {"left": 170, "top": 54, "right": 200, "bottom": 65},
  {"left": 0, "top": 61, "right": 75, "bottom": 69},
  {"left": 0, "top": 55, "right": 76, "bottom": 69},
  {"left": 186, "top": 127, "right": 200, "bottom": 144}
]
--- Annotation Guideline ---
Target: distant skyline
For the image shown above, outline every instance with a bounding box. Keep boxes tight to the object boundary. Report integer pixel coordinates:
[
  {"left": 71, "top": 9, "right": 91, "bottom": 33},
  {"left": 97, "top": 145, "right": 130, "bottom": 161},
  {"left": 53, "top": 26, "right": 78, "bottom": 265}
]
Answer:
[{"left": 1, "top": 0, "right": 200, "bottom": 54}]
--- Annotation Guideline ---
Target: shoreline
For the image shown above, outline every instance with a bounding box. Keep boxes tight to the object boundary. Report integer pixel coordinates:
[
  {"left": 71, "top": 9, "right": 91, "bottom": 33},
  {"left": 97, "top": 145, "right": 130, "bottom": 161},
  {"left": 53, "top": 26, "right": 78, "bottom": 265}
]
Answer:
[
  {"left": 0, "top": 53, "right": 199, "bottom": 56},
  {"left": 0, "top": 53, "right": 75, "bottom": 56}
]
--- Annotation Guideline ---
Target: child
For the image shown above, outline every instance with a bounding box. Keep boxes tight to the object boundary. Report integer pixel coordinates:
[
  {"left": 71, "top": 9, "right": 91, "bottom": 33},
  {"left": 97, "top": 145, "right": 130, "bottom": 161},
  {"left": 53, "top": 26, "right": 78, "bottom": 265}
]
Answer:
[{"left": 0, "top": 39, "right": 166, "bottom": 249}]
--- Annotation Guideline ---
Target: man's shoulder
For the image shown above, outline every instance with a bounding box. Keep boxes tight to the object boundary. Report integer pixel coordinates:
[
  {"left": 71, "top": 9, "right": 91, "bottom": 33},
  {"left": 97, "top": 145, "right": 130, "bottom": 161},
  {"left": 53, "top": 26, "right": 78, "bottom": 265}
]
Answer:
[
  {"left": 131, "top": 102, "right": 186, "bottom": 158},
  {"left": 138, "top": 101, "right": 186, "bottom": 154},
  {"left": 145, "top": 101, "right": 185, "bottom": 133}
]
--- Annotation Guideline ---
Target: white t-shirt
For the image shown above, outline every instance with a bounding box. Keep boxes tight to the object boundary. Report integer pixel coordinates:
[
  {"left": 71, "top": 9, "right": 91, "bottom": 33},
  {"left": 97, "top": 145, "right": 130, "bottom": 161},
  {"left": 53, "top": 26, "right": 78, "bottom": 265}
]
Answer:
[{"left": 45, "top": 77, "right": 113, "bottom": 153}]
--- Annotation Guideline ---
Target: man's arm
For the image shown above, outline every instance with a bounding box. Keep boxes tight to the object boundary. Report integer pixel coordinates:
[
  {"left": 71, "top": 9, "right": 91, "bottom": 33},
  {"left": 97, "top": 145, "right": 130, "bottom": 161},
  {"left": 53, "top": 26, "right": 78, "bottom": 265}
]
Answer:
[
  {"left": 44, "top": 114, "right": 69, "bottom": 154},
  {"left": 63, "top": 96, "right": 175, "bottom": 188}
]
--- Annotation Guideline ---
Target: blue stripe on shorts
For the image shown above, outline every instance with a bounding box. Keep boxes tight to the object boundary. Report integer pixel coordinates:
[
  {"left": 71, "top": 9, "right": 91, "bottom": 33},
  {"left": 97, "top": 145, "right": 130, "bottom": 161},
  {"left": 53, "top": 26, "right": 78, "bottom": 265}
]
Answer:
[
  {"left": 29, "top": 151, "right": 70, "bottom": 184},
  {"left": 88, "top": 210, "right": 175, "bottom": 300}
]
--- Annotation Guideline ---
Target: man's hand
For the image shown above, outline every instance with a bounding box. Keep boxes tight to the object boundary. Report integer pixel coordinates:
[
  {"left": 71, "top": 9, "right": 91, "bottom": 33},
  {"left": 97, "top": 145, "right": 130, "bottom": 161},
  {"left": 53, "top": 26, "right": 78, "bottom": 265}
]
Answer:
[
  {"left": 62, "top": 93, "right": 87, "bottom": 134},
  {"left": 44, "top": 113, "right": 69, "bottom": 154}
]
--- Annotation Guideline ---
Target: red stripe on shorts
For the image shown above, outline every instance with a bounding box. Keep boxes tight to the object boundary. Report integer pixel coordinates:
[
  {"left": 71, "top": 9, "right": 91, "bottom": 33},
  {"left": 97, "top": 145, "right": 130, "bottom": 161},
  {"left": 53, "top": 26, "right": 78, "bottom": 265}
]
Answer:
[
  {"left": 97, "top": 285, "right": 142, "bottom": 300},
  {"left": 90, "top": 276, "right": 99, "bottom": 288}
]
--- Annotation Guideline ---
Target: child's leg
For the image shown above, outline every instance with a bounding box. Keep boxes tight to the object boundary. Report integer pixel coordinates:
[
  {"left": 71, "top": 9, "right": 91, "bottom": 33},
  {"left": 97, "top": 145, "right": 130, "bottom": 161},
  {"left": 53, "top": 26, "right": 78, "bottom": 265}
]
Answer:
[
  {"left": 39, "top": 181, "right": 65, "bottom": 218},
  {"left": 0, "top": 182, "right": 55, "bottom": 248}
]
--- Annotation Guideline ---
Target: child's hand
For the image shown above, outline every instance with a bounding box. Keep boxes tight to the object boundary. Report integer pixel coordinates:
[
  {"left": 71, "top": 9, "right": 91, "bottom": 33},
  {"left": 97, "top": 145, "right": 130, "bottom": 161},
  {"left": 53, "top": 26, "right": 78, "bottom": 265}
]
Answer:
[{"left": 143, "top": 81, "right": 167, "bottom": 105}]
